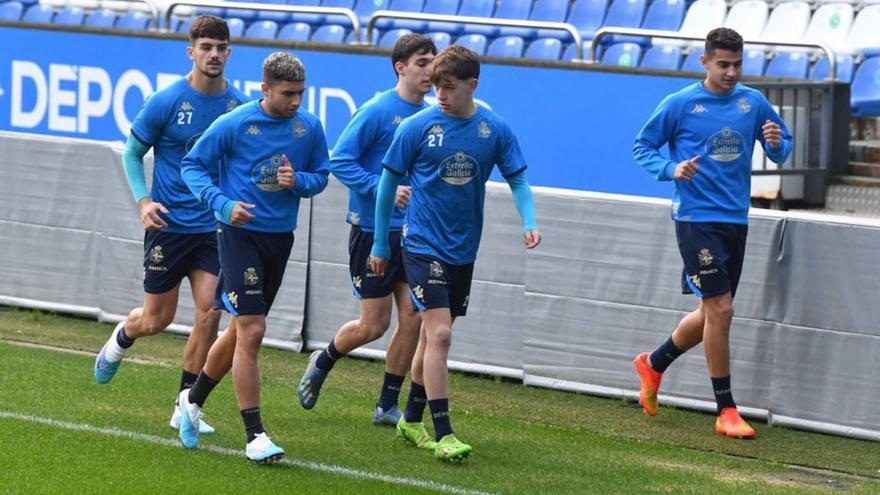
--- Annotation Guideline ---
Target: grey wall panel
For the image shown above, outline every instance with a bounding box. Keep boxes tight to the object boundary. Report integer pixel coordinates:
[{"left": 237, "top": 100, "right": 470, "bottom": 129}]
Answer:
[
  {"left": 263, "top": 261, "right": 307, "bottom": 349},
  {"left": 305, "top": 261, "right": 364, "bottom": 347},
  {"left": 97, "top": 236, "right": 147, "bottom": 318},
  {"left": 449, "top": 281, "right": 525, "bottom": 372},
  {"left": 475, "top": 185, "right": 528, "bottom": 285},
  {"left": 309, "top": 178, "right": 352, "bottom": 265}
]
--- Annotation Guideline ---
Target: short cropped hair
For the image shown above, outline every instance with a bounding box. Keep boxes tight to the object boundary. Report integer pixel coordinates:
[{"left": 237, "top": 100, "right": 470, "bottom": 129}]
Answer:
[
  {"left": 428, "top": 45, "right": 480, "bottom": 83},
  {"left": 705, "top": 27, "right": 744, "bottom": 57},
  {"left": 188, "top": 15, "right": 229, "bottom": 44},
  {"left": 391, "top": 34, "right": 438, "bottom": 73},
  {"left": 262, "top": 52, "right": 306, "bottom": 84}
]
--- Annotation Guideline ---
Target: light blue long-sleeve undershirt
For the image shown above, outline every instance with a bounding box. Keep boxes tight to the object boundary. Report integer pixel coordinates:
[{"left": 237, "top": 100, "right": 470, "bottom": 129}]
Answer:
[{"left": 122, "top": 134, "right": 151, "bottom": 203}]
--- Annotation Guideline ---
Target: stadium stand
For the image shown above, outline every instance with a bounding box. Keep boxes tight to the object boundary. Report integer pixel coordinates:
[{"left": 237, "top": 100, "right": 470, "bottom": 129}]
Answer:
[
  {"left": 378, "top": 27, "right": 413, "bottom": 46},
  {"left": 454, "top": 33, "right": 488, "bottom": 54},
  {"left": 426, "top": 30, "right": 451, "bottom": 50},
  {"left": 850, "top": 57, "right": 880, "bottom": 117},
  {"left": 811, "top": 54, "right": 855, "bottom": 82},
  {"left": 454, "top": 0, "right": 495, "bottom": 36},
  {"left": 742, "top": 49, "right": 767, "bottom": 77},
  {"left": 53, "top": 5, "right": 85, "bottom": 25},
  {"left": 0, "top": 1, "right": 23, "bottom": 21},
  {"left": 524, "top": 37, "right": 563, "bottom": 59},
  {"left": 116, "top": 10, "right": 150, "bottom": 29},
  {"left": 83, "top": 7, "right": 116, "bottom": 27},
  {"left": 311, "top": 23, "right": 346, "bottom": 43},
  {"left": 277, "top": 21, "right": 311, "bottom": 41},
  {"left": 487, "top": 35, "right": 526, "bottom": 58},
  {"left": 420, "top": 0, "right": 461, "bottom": 34},
  {"left": 764, "top": 51, "right": 810, "bottom": 79},
  {"left": 601, "top": 41, "right": 641, "bottom": 66},
  {"left": 639, "top": 45, "right": 681, "bottom": 70},
  {"left": 722, "top": 0, "right": 767, "bottom": 42}
]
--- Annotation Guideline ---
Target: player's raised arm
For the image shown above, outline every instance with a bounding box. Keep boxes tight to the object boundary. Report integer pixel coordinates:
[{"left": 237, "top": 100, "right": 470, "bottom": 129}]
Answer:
[
  {"left": 757, "top": 95, "right": 793, "bottom": 164},
  {"left": 633, "top": 94, "right": 682, "bottom": 181}
]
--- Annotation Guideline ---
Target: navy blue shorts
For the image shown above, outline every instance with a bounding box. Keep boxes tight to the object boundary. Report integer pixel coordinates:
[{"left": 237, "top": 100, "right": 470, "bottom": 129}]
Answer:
[
  {"left": 213, "top": 225, "right": 294, "bottom": 316},
  {"left": 675, "top": 221, "right": 748, "bottom": 299},
  {"left": 143, "top": 230, "right": 219, "bottom": 294},
  {"left": 402, "top": 249, "right": 474, "bottom": 317},
  {"left": 349, "top": 226, "right": 406, "bottom": 299}
]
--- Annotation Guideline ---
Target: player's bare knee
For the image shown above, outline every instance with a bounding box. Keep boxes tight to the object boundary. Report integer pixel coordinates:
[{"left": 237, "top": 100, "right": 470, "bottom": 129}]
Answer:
[{"left": 428, "top": 326, "right": 453, "bottom": 348}]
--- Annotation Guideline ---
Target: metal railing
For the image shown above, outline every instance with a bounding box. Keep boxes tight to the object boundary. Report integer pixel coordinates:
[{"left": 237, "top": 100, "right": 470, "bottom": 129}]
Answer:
[
  {"left": 590, "top": 27, "right": 838, "bottom": 80},
  {"left": 366, "top": 10, "right": 584, "bottom": 60},
  {"left": 164, "top": 0, "right": 361, "bottom": 42},
  {"left": 124, "top": 0, "right": 160, "bottom": 29}
]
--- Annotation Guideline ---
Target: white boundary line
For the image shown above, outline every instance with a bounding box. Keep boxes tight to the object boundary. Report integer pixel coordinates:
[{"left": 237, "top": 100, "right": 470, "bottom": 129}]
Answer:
[{"left": 0, "top": 411, "right": 495, "bottom": 495}]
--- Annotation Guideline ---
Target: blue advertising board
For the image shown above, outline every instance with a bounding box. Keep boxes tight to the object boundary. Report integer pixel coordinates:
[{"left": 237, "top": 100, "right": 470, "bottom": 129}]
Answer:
[{"left": 0, "top": 26, "right": 694, "bottom": 197}]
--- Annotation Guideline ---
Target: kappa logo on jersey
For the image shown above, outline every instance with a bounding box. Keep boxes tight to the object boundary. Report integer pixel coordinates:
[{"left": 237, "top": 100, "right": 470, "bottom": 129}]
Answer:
[
  {"left": 392, "top": 115, "right": 403, "bottom": 125},
  {"left": 689, "top": 274, "right": 702, "bottom": 290},
  {"left": 246, "top": 125, "right": 261, "bottom": 136},
  {"left": 352, "top": 275, "right": 362, "bottom": 290},
  {"left": 692, "top": 104, "right": 708, "bottom": 114},
  {"left": 705, "top": 127, "right": 746, "bottom": 162},
  {"left": 478, "top": 120, "right": 491, "bottom": 139},
  {"left": 244, "top": 267, "right": 259, "bottom": 286},
  {"left": 180, "top": 101, "right": 194, "bottom": 112},
  {"left": 293, "top": 119, "right": 307, "bottom": 138},
  {"left": 439, "top": 151, "right": 478, "bottom": 186},
  {"left": 412, "top": 285, "right": 425, "bottom": 302},
  {"left": 737, "top": 98, "right": 751, "bottom": 114},
  {"left": 429, "top": 124, "right": 444, "bottom": 135},
  {"left": 149, "top": 245, "right": 164, "bottom": 263}
]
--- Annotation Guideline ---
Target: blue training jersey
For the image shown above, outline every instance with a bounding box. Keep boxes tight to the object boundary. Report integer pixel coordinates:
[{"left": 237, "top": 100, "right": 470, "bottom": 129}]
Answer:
[
  {"left": 331, "top": 88, "right": 425, "bottom": 232},
  {"left": 633, "top": 82, "right": 793, "bottom": 224},
  {"left": 180, "top": 100, "right": 330, "bottom": 233},
  {"left": 383, "top": 105, "right": 527, "bottom": 265},
  {"left": 129, "top": 77, "right": 249, "bottom": 233}
]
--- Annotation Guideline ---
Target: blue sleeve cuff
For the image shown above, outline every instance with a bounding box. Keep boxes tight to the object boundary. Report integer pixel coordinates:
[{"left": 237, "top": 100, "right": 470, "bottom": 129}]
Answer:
[
  {"left": 662, "top": 162, "right": 676, "bottom": 181},
  {"left": 219, "top": 200, "right": 235, "bottom": 223}
]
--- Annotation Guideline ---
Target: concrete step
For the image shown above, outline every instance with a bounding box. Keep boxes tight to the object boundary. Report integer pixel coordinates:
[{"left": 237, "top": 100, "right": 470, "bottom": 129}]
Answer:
[{"left": 848, "top": 162, "right": 880, "bottom": 178}]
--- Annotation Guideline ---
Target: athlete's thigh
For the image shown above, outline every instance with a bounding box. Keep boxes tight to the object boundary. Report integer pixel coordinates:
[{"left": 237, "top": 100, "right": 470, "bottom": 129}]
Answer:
[
  {"left": 141, "top": 284, "right": 182, "bottom": 322},
  {"left": 188, "top": 268, "right": 219, "bottom": 312}
]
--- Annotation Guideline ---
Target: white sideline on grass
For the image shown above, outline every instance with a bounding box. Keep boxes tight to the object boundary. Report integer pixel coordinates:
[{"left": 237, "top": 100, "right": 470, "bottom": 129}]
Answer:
[{"left": 0, "top": 411, "right": 495, "bottom": 495}]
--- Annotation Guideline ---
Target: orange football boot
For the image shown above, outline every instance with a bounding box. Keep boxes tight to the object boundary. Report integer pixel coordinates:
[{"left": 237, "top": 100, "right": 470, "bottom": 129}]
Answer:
[{"left": 633, "top": 352, "right": 663, "bottom": 416}]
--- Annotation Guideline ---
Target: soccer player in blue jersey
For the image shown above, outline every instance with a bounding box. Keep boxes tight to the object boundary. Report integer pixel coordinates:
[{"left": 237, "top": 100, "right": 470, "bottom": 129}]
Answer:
[
  {"left": 369, "top": 46, "right": 540, "bottom": 461},
  {"left": 632, "top": 28, "right": 792, "bottom": 438},
  {"left": 296, "top": 34, "right": 436, "bottom": 430},
  {"left": 177, "top": 52, "right": 330, "bottom": 463},
  {"left": 93, "top": 16, "right": 248, "bottom": 435}
]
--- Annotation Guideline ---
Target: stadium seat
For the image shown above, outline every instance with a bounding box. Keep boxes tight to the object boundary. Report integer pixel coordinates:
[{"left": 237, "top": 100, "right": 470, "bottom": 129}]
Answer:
[
  {"left": 850, "top": 57, "right": 880, "bottom": 117},
  {"left": 562, "top": 40, "right": 592, "bottom": 61},
  {"left": 320, "top": 0, "right": 357, "bottom": 29},
  {"left": 639, "top": 45, "right": 682, "bottom": 71},
  {"left": 601, "top": 0, "right": 647, "bottom": 36},
  {"left": 810, "top": 54, "right": 855, "bottom": 83},
  {"left": 723, "top": 0, "right": 768, "bottom": 42},
  {"left": 764, "top": 51, "right": 809, "bottom": 79},
  {"left": 288, "top": 0, "right": 324, "bottom": 26},
  {"left": 195, "top": 6, "right": 226, "bottom": 18},
  {"left": 15, "top": 0, "right": 38, "bottom": 6},
  {"left": 245, "top": 19, "right": 279, "bottom": 38},
  {"left": 681, "top": 50, "right": 703, "bottom": 72},
  {"left": 453, "top": 33, "right": 487, "bottom": 55},
  {"left": 839, "top": 6, "right": 880, "bottom": 57},
  {"left": 374, "top": 0, "right": 421, "bottom": 30},
  {"left": 760, "top": 2, "right": 809, "bottom": 43},
  {"left": 425, "top": 31, "right": 451, "bottom": 50},
  {"left": 802, "top": 3, "right": 853, "bottom": 52},
  {"left": 600, "top": 42, "right": 641, "bottom": 67},
  {"left": 486, "top": 0, "right": 532, "bottom": 39},
  {"left": 615, "top": 0, "right": 685, "bottom": 46},
  {"left": 654, "top": 0, "right": 725, "bottom": 47},
  {"left": 379, "top": 28, "right": 413, "bottom": 47},
  {"left": 116, "top": 11, "right": 151, "bottom": 30},
  {"left": 254, "top": 0, "right": 291, "bottom": 23},
  {"left": 512, "top": 0, "right": 569, "bottom": 40},
  {"left": 524, "top": 37, "right": 563, "bottom": 60},
  {"left": 422, "top": 0, "right": 461, "bottom": 34},
  {"left": 487, "top": 35, "right": 525, "bottom": 58},
  {"left": 742, "top": 49, "right": 767, "bottom": 77},
  {"left": 84, "top": 8, "right": 116, "bottom": 28},
  {"left": 311, "top": 24, "right": 346, "bottom": 43},
  {"left": 0, "top": 1, "right": 23, "bottom": 21},
  {"left": 277, "top": 21, "right": 311, "bottom": 40},
  {"left": 557, "top": 0, "right": 608, "bottom": 43},
  {"left": 354, "top": 0, "right": 390, "bottom": 31},
  {"left": 53, "top": 6, "right": 85, "bottom": 25},
  {"left": 177, "top": 16, "right": 193, "bottom": 33},
  {"left": 227, "top": 17, "right": 245, "bottom": 37},
  {"left": 456, "top": 0, "right": 496, "bottom": 36}
]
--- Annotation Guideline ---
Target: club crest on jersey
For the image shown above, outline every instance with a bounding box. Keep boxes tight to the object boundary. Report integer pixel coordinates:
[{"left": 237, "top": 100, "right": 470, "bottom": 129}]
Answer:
[
  {"left": 698, "top": 248, "right": 714, "bottom": 267},
  {"left": 227, "top": 99, "right": 238, "bottom": 112},
  {"left": 478, "top": 120, "right": 491, "bottom": 139},
  {"left": 349, "top": 212, "right": 360, "bottom": 225},
  {"left": 737, "top": 98, "right": 751, "bottom": 114},
  {"left": 705, "top": 127, "right": 745, "bottom": 162},
  {"left": 246, "top": 125, "right": 261, "bottom": 136},
  {"left": 244, "top": 267, "right": 259, "bottom": 286},
  {"left": 185, "top": 131, "right": 204, "bottom": 153},
  {"left": 149, "top": 246, "right": 164, "bottom": 264},
  {"left": 180, "top": 101, "right": 193, "bottom": 112},
  {"left": 252, "top": 154, "right": 283, "bottom": 191},
  {"left": 393, "top": 115, "right": 403, "bottom": 125},
  {"left": 439, "top": 151, "right": 478, "bottom": 185},
  {"left": 293, "top": 119, "right": 307, "bottom": 138}
]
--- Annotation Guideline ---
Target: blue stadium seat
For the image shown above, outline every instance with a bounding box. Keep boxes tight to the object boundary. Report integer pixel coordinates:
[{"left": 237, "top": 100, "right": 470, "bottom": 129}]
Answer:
[
  {"left": 227, "top": 17, "right": 246, "bottom": 37},
  {"left": 600, "top": 42, "right": 641, "bottom": 67},
  {"left": 116, "top": 11, "right": 151, "bottom": 30},
  {"left": 311, "top": 24, "right": 347, "bottom": 43},
  {"left": 379, "top": 28, "right": 412, "bottom": 47},
  {"left": 514, "top": 0, "right": 569, "bottom": 40},
  {"left": 53, "top": 6, "right": 85, "bottom": 25},
  {"left": 559, "top": 0, "right": 609, "bottom": 43},
  {"left": 454, "top": 33, "right": 488, "bottom": 55},
  {"left": 84, "top": 8, "right": 116, "bottom": 28},
  {"left": 488, "top": 0, "right": 532, "bottom": 38},
  {"left": 851, "top": 57, "right": 880, "bottom": 117},
  {"left": 277, "top": 21, "right": 311, "bottom": 40},
  {"left": 639, "top": 45, "right": 681, "bottom": 70},
  {"left": 742, "top": 49, "right": 767, "bottom": 77},
  {"left": 600, "top": 0, "right": 647, "bottom": 44},
  {"left": 177, "top": 17, "right": 193, "bottom": 33},
  {"left": 423, "top": 0, "right": 461, "bottom": 35},
  {"left": 457, "top": 0, "right": 495, "bottom": 36},
  {"left": 486, "top": 35, "right": 525, "bottom": 58},
  {"left": 681, "top": 50, "right": 703, "bottom": 72},
  {"left": 0, "top": 1, "right": 23, "bottom": 21},
  {"left": 288, "top": 0, "right": 324, "bottom": 26},
  {"left": 615, "top": 0, "right": 683, "bottom": 46},
  {"left": 254, "top": 0, "right": 291, "bottom": 23},
  {"left": 524, "top": 37, "right": 563, "bottom": 60},
  {"left": 562, "top": 41, "right": 592, "bottom": 61},
  {"left": 14, "top": 0, "right": 38, "bottom": 6},
  {"left": 381, "top": 0, "right": 427, "bottom": 31},
  {"left": 195, "top": 6, "right": 226, "bottom": 18},
  {"left": 764, "top": 51, "right": 809, "bottom": 79},
  {"left": 245, "top": 19, "right": 279, "bottom": 38},
  {"left": 426, "top": 31, "right": 451, "bottom": 50},
  {"left": 354, "top": 0, "right": 390, "bottom": 30},
  {"left": 811, "top": 54, "right": 855, "bottom": 83},
  {"left": 320, "top": 0, "right": 357, "bottom": 29}
]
